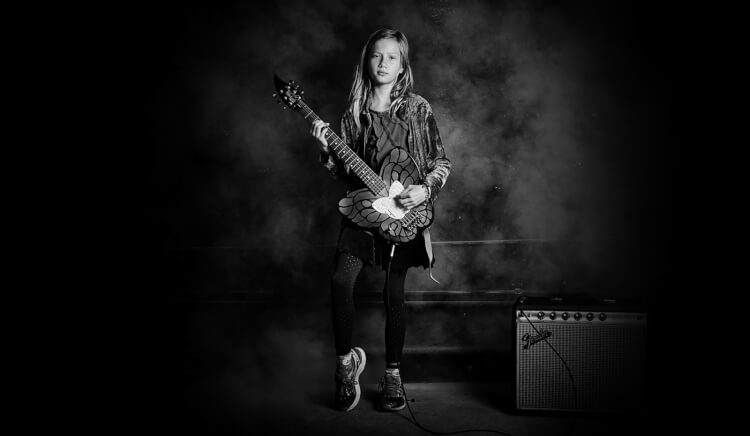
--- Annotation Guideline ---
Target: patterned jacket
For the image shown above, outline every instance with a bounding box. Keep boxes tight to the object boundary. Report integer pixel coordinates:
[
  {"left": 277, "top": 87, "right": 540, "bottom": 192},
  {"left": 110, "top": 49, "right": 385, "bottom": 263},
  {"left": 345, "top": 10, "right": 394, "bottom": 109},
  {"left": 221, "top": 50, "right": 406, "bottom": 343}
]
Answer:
[{"left": 321, "top": 93, "right": 452, "bottom": 202}]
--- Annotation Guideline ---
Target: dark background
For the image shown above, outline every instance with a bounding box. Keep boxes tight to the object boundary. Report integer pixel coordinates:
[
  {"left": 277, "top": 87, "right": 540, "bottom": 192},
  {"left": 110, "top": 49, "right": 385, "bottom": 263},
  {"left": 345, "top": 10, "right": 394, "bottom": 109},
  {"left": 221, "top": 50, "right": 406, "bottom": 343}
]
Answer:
[{"left": 101, "top": 0, "right": 671, "bottom": 430}]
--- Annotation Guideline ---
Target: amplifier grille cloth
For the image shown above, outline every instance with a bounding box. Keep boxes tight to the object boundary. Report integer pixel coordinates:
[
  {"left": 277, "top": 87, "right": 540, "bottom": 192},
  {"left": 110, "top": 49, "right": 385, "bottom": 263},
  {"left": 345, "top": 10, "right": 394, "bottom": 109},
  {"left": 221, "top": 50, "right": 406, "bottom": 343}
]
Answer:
[{"left": 516, "top": 319, "right": 646, "bottom": 411}]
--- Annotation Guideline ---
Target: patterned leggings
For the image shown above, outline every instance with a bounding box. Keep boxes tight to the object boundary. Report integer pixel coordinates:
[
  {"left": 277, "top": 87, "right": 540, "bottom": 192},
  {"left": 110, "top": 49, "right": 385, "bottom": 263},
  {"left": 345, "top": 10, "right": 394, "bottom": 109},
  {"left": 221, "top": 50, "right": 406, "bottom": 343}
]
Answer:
[{"left": 330, "top": 251, "right": 407, "bottom": 363}]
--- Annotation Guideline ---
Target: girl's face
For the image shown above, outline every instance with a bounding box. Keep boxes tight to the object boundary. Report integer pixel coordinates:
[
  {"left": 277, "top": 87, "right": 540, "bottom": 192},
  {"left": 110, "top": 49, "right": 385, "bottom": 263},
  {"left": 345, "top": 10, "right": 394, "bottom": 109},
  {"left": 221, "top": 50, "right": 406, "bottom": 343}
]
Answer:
[{"left": 368, "top": 38, "right": 404, "bottom": 87}]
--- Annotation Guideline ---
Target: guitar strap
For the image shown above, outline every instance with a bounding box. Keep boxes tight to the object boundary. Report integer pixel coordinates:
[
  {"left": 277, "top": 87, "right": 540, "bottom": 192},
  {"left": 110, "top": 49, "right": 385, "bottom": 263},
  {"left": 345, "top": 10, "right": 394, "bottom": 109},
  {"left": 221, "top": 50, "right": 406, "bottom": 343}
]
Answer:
[{"left": 423, "top": 228, "right": 440, "bottom": 284}]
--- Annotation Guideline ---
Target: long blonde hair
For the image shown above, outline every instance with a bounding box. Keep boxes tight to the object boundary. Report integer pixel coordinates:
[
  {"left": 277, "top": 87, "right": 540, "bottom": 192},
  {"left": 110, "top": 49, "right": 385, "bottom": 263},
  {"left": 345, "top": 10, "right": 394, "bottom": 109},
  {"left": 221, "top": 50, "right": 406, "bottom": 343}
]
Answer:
[{"left": 347, "top": 28, "right": 414, "bottom": 133}]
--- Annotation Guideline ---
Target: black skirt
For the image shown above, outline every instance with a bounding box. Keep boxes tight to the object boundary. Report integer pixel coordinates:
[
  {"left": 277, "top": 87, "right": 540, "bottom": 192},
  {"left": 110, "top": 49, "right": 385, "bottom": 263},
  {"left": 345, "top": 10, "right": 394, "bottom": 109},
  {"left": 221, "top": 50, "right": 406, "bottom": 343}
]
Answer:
[{"left": 335, "top": 218, "right": 431, "bottom": 271}]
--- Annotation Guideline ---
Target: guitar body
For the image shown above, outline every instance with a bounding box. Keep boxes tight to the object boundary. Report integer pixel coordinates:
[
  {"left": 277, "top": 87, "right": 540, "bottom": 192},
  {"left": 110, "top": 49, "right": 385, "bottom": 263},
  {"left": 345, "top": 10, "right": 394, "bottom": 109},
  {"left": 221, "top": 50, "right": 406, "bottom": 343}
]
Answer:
[{"left": 338, "top": 148, "right": 433, "bottom": 243}]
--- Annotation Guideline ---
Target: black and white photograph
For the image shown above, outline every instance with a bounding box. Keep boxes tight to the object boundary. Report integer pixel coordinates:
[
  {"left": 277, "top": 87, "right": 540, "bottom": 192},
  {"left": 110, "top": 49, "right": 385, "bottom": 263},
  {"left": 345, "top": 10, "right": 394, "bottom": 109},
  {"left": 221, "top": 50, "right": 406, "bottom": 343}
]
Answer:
[{"left": 120, "top": 0, "right": 671, "bottom": 434}]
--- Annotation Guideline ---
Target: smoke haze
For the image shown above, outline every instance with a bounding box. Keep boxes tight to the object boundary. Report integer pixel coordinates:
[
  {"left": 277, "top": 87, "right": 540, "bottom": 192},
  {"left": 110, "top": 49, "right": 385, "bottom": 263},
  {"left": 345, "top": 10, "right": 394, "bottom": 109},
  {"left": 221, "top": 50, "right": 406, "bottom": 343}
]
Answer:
[
  {"left": 143, "top": 2, "right": 660, "bottom": 301},
  {"left": 113, "top": 1, "right": 670, "bottom": 430}
]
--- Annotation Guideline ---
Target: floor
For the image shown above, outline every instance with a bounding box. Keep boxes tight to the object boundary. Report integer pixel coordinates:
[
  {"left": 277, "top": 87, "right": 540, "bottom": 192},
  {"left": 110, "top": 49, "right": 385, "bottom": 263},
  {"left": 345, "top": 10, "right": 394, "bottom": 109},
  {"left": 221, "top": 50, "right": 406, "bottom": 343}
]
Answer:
[
  {"left": 133, "top": 300, "right": 651, "bottom": 435},
  {"left": 164, "top": 380, "right": 649, "bottom": 435}
]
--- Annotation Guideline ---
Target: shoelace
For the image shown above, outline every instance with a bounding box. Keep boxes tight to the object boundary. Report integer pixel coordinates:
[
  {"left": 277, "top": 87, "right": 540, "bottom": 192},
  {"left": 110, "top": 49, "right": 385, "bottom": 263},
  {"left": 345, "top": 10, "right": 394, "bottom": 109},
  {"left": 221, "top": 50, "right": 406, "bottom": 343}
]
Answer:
[
  {"left": 336, "top": 358, "right": 354, "bottom": 383},
  {"left": 336, "top": 364, "right": 356, "bottom": 399},
  {"left": 380, "top": 373, "right": 403, "bottom": 398},
  {"left": 336, "top": 363, "right": 353, "bottom": 380}
]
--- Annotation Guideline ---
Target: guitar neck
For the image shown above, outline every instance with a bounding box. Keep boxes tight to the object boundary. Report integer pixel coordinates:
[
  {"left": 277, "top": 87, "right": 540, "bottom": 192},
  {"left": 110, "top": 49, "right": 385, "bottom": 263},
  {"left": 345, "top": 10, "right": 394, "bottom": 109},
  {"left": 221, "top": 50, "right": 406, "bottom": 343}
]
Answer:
[{"left": 299, "top": 103, "right": 387, "bottom": 195}]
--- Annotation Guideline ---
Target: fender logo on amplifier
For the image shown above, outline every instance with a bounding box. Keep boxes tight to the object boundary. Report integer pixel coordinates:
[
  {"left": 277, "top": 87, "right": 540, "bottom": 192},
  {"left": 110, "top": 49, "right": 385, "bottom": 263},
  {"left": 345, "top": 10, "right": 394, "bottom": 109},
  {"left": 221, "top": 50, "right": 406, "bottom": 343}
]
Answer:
[{"left": 521, "top": 330, "right": 551, "bottom": 349}]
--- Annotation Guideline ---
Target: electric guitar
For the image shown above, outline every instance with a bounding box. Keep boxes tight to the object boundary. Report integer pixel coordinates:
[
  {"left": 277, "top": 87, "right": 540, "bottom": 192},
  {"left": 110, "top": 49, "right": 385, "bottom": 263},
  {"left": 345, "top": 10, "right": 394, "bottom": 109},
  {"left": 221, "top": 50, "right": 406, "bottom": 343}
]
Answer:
[{"left": 273, "top": 74, "right": 433, "bottom": 243}]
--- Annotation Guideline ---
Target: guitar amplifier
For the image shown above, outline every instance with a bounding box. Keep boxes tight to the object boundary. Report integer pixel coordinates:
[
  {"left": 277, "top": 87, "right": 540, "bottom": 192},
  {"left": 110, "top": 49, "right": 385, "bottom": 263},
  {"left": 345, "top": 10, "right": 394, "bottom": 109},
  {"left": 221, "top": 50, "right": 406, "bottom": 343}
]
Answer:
[{"left": 513, "top": 296, "right": 647, "bottom": 412}]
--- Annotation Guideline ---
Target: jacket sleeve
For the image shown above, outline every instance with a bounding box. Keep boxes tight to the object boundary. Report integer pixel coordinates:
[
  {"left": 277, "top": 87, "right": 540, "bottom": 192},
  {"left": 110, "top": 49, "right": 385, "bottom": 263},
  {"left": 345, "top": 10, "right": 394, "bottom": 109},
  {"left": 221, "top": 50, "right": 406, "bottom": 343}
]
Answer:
[{"left": 421, "top": 105, "right": 452, "bottom": 202}]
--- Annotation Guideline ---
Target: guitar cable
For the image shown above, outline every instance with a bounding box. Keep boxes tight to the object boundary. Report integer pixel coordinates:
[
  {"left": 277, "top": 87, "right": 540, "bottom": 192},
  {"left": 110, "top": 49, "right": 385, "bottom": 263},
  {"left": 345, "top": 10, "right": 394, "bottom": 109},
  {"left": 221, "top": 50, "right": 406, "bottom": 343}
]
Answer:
[
  {"left": 517, "top": 297, "right": 578, "bottom": 436},
  {"left": 516, "top": 297, "right": 578, "bottom": 407},
  {"left": 384, "top": 243, "right": 514, "bottom": 435}
]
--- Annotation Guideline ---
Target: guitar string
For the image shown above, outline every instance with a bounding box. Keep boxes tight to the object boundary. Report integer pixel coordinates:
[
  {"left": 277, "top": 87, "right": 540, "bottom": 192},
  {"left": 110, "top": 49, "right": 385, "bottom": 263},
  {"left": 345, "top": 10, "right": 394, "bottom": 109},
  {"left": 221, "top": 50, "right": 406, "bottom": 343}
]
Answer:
[{"left": 302, "top": 103, "right": 427, "bottom": 234}]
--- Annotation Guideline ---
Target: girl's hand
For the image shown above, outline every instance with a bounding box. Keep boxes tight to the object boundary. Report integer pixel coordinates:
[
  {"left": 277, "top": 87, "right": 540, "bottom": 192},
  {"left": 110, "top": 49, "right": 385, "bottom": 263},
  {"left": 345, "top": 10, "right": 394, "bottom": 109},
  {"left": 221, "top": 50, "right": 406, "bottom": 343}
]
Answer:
[
  {"left": 311, "top": 120, "right": 330, "bottom": 152},
  {"left": 395, "top": 184, "right": 427, "bottom": 209}
]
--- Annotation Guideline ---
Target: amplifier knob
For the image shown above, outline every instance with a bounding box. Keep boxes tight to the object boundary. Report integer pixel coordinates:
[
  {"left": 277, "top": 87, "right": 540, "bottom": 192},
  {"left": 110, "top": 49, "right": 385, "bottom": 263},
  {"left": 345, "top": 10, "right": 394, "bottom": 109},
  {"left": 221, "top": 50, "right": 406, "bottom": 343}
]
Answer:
[
  {"left": 561, "top": 312, "right": 569, "bottom": 320},
  {"left": 599, "top": 312, "right": 607, "bottom": 321},
  {"left": 574, "top": 312, "right": 582, "bottom": 320},
  {"left": 549, "top": 312, "right": 557, "bottom": 320},
  {"left": 586, "top": 312, "right": 594, "bottom": 321},
  {"left": 537, "top": 311, "right": 545, "bottom": 319}
]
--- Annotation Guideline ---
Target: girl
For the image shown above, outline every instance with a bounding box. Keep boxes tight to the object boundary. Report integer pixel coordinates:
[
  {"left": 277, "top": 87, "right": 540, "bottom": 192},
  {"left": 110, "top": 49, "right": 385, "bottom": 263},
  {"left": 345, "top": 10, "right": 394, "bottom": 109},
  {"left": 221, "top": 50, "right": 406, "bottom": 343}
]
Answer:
[{"left": 311, "top": 28, "right": 451, "bottom": 412}]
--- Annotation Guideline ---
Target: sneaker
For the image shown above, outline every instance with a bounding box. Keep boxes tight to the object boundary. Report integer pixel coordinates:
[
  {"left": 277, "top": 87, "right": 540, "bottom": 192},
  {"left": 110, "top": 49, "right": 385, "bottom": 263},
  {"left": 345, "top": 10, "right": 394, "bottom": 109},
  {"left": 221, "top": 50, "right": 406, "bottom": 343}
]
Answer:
[
  {"left": 378, "top": 368, "right": 406, "bottom": 411},
  {"left": 333, "top": 347, "right": 366, "bottom": 411}
]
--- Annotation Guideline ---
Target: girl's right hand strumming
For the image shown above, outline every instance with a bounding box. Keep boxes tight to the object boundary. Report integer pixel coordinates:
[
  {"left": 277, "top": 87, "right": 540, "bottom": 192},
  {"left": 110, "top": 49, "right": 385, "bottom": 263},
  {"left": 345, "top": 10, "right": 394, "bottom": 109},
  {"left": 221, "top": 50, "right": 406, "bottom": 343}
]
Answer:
[{"left": 311, "top": 120, "right": 330, "bottom": 152}]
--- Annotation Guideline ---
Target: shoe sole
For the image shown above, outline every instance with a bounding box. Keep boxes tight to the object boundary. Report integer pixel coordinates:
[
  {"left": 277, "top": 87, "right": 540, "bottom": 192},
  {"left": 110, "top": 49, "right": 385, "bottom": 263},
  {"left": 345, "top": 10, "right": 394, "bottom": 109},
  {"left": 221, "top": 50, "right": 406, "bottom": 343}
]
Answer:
[
  {"left": 345, "top": 347, "right": 366, "bottom": 411},
  {"left": 381, "top": 402, "right": 406, "bottom": 412}
]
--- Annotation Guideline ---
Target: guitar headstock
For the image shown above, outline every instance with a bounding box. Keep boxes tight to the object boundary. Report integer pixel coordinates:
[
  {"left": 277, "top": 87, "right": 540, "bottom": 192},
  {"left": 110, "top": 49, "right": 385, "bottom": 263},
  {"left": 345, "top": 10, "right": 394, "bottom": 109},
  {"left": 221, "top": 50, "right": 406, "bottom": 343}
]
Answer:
[{"left": 273, "top": 74, "right": 305, "bottom": 112}]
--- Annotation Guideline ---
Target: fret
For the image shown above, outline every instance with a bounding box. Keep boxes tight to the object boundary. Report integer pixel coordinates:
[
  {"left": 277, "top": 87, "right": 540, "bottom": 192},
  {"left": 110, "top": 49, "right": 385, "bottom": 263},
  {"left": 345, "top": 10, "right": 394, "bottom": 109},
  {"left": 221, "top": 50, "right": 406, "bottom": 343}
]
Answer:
[{"left": 300, "top": 104, "right": 390, "bottom": 196}]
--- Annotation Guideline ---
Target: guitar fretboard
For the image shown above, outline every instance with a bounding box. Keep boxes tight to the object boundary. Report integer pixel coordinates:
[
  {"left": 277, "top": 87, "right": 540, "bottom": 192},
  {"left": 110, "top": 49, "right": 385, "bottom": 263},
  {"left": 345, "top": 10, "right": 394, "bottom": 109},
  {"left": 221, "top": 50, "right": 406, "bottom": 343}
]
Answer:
[{"left": 299, "top": 103, "right": 388, "bottom": 196}]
